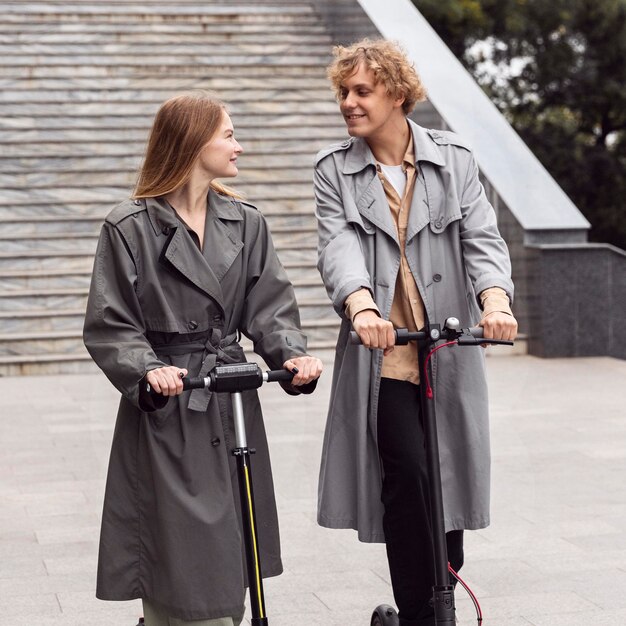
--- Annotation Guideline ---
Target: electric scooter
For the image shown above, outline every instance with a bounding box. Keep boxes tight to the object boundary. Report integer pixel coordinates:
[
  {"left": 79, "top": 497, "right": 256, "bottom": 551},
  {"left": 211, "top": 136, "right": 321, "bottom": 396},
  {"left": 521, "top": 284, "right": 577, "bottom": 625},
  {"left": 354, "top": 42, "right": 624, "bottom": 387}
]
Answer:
[
  {"left": 136, "top": 362, "right": 295, "bottom": 626},
  {"left": 350, "top": 318, "right": 514, "bottom": 626}
]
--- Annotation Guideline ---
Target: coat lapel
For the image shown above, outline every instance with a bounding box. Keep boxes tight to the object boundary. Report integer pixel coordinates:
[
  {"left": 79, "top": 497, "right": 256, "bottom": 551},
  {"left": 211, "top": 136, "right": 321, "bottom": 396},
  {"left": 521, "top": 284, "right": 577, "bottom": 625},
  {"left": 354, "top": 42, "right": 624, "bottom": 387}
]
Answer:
[
  {"left": 162, "top": 225, "right": 226, "bottom": 314},
  {"left": 344, "top": 137, "right": 399, "bottom": 244},
  {"left": 146, "top": 196, "right": 226, "bottom": 314},
  {"left": 202, "top": 190, "right": 244, "bottom": 283},
  {"left": 406, "top": 121, "right": 446, "bottom": 244}
]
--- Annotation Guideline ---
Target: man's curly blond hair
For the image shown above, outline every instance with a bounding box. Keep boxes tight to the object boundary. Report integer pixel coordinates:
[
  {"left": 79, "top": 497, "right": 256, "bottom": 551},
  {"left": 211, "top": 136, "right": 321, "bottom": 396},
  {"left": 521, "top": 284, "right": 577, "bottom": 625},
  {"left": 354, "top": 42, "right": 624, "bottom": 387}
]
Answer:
[{"left": 327, "top": 39, "right": 427, "bottom": 115}]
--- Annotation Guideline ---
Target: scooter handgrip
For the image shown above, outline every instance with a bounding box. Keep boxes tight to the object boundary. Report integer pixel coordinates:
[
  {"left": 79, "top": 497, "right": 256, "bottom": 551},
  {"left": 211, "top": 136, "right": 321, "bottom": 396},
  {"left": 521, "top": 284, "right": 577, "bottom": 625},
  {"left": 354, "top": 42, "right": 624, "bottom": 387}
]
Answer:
[
  {"left": 182, "top": 376, "right": 207, "bottom": 390},
  {"left": 266, "top": 369, "right": 295, "bottom": 382},
  {"left": 469, "top": 328, "right": 484, "bottom": 338}
]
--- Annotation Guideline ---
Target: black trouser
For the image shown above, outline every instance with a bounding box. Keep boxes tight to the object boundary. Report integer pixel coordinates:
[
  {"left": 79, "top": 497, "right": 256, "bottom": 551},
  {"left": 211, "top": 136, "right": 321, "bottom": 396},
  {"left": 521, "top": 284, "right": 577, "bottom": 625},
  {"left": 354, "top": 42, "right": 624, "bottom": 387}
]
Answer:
[{"left": 377, "top": 378, "right": 464, "bottom": 626}]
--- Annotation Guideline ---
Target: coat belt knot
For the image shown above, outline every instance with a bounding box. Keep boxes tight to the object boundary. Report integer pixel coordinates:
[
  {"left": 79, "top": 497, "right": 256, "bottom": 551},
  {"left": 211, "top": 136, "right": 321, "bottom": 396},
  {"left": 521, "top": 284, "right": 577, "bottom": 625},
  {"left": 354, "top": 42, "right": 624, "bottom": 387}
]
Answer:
[{"left": 188, "top": 328, "right": 244, "bottom": 412}]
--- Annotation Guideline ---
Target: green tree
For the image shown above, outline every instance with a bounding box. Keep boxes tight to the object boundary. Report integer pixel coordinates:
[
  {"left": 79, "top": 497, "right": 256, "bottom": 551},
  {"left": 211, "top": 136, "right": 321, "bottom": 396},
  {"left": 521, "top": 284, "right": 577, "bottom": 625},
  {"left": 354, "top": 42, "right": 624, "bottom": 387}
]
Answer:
[{"left": 414, "top": 0, "right": 626, "bottom": 249}]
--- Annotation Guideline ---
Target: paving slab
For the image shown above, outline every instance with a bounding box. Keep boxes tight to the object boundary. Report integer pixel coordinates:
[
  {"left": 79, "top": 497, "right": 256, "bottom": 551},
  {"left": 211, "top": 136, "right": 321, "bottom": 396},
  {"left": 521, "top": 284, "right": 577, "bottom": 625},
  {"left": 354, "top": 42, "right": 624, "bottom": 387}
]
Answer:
[{"left": 1, "top": 352, "right": 625, "bottom": 625}]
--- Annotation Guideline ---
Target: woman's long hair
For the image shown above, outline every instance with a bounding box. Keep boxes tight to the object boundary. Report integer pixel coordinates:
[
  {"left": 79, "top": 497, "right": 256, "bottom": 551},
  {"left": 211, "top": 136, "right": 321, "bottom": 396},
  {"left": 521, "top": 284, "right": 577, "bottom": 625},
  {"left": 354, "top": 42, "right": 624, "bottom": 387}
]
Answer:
[{"left": 133, "top": 91, "right": 241, "bottom": 199}]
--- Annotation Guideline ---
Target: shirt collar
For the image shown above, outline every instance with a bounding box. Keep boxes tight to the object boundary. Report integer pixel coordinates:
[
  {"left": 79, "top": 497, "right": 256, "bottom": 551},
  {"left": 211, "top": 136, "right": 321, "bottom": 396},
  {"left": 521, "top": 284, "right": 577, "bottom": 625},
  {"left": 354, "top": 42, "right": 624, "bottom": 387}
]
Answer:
[{"left": 342, "top": 118, "right": 445, "bottom": 175}]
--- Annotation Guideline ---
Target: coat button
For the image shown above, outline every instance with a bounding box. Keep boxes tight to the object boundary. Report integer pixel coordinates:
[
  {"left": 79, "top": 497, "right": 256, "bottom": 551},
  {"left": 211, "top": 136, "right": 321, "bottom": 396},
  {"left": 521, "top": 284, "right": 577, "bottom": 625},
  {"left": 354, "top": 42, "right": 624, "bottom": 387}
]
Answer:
[
  {"left": 188, "top": 320, "right": 198, "bottom": 330},
  {"left": 162, "top": 226, "right": 170, "bottom": 235},
  {"left": 433, "top": 273, "right": 442, "bottom": 282},
  {"left": 133, "top": 199, "right": 141, "bottom": 206},
  {"left": 211, "top": 437, "right": 220, "bottom": 447},
  {"left": 212, "top": 314, "right": 222, "bottom": 323},
  {"left": 434, "top": 220, "right": 443, "bottom": 229}
]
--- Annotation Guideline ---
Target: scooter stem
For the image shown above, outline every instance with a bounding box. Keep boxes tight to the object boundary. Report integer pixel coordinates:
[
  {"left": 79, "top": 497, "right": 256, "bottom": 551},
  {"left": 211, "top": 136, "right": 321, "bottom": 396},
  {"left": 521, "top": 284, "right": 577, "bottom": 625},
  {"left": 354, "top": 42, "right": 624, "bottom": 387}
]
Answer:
[
  {"left": 417, "top": 339, "right": 457, "bottom": 626},
  {"left": 231, "top": 391, "right": 269, "bottom": 625}
]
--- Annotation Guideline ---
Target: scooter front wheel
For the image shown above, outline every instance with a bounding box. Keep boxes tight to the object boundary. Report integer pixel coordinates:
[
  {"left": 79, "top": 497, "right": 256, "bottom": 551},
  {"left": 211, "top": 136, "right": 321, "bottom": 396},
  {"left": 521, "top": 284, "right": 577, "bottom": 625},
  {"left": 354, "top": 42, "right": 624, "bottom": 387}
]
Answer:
[{"left": 371, "top": 604, "right": 399, "bottom": 626}]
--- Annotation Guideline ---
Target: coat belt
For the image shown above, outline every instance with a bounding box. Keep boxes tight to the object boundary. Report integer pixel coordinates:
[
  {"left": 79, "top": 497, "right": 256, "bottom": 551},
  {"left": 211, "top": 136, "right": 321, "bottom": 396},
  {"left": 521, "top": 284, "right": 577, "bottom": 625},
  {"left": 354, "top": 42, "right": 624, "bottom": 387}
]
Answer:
[{"left": 153, "top": 329, "right": 244, "bottom": 412}]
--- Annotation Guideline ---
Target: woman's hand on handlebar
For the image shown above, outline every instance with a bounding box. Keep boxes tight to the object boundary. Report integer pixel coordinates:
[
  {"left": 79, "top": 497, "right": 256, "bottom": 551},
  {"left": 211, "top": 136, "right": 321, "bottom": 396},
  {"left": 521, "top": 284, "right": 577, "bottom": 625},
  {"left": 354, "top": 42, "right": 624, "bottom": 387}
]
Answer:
[
  {"left": 353, "top": 310, "right": 395, "bottom": 355},
  {"left": 146, "top": 366, "right": 189, "bottom": 396},
  {"left": 282, "top": 356, "right": 323, "bottom": 386},
  {"left": 479, "top": 311, "right": 518, "bottom": 344}
]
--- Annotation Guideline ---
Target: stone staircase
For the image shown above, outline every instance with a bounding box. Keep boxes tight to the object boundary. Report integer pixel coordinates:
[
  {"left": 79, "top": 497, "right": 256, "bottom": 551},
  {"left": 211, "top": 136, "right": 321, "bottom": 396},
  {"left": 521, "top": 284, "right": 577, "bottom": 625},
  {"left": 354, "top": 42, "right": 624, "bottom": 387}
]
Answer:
[{"left": 0, "top": 0, "right": 350, "bottom": 375}]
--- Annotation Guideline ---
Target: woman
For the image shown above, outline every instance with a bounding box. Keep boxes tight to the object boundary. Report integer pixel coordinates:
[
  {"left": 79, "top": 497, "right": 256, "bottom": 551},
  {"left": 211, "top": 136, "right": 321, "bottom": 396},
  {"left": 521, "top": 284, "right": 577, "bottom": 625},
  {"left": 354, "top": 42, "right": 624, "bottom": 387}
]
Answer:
[{"left": 83, "top": 91, "right": 322, "bottom": 625}]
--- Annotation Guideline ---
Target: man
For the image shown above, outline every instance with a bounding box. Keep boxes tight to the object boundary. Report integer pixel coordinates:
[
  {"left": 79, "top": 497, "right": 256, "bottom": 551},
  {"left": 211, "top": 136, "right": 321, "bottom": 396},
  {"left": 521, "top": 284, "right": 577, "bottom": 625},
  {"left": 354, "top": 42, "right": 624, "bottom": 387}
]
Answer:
[{"left": 315, "top": 39, "right": 517, "bottom": 626}]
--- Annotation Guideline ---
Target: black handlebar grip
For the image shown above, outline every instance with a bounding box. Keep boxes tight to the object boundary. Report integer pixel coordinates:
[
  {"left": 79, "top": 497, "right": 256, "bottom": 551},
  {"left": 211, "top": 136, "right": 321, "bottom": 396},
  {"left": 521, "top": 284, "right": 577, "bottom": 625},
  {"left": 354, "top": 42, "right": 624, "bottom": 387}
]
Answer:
[
  {"left": 182, "top": 376, "right": 207, "bottom": 390},
  {"left": 266, "top": 369, "right": 295, "bottom": 382}
]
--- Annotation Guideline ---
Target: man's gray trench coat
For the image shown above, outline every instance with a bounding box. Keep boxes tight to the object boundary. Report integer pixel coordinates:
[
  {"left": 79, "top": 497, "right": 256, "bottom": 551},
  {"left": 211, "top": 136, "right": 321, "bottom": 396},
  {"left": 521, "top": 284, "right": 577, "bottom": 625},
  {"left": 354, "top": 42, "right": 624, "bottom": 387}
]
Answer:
[
  {"left": 83, "top": 191, "right": 311, "bottom": 621},
  {"left": 315, "top": 120, "right": 514, "bottom": 543}
]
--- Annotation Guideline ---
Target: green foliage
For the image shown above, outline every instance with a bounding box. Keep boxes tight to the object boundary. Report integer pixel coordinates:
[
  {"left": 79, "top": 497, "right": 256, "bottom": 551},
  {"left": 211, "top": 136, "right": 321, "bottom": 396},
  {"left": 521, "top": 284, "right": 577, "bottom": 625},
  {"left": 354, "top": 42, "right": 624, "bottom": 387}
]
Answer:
[{"left": 414, "top": 0, "right": 626, "bottom": 249}]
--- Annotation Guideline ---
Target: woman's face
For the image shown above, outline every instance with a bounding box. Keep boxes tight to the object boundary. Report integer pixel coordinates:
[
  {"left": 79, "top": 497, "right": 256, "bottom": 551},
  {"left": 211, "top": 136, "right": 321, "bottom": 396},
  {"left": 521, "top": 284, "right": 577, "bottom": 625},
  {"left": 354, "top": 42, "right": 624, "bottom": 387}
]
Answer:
[{"left": 197, "top": 111, "right": 243, "bottom": 180}]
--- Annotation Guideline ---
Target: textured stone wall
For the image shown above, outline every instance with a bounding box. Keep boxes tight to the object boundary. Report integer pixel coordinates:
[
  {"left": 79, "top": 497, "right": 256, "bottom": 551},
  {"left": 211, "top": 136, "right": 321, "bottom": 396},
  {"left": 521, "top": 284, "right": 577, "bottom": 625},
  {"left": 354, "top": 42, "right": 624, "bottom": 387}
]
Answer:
[{"left": 527, "top": 245, "right": 626, "bottom": 358}]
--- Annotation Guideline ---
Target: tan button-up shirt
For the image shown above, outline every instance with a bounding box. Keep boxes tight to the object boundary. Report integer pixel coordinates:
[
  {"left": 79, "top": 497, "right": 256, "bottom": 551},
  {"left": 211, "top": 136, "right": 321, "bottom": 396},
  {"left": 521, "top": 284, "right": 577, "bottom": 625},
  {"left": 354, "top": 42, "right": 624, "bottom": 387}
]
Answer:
[{"left": 345, "top": 136, "right": 512, "bottom": 384}]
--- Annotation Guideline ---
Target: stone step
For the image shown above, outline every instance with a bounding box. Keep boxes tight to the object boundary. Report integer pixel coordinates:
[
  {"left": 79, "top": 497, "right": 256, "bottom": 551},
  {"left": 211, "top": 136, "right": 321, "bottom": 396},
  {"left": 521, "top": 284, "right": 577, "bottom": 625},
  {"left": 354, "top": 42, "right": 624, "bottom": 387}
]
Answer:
[
  {"left": 0, "top": 86, "right": 335, "bottom": 104},
  {"left": 0, "top": 183, "right": 319, "bottom": 206},
  {"left": 0, "top": 238, "right": 317, "bottom": 268},
  {"left": 0, "top": 21, "right": 328, "bottom": 35},
  {"left": 0, "top": 76, "right": 333, "bottom": 92},
  {"left": 0, "top": 308, "right": 336, "bottom": 349},
  {"left": 0, "top": 308, "right": 88, "bottom": 332},
  {"left": 0, "top": 99, "right": 339, "bottom": 118},
  {"left": 0, "top": 152, "right": 322, "bottom": 173},
  {"left": 0, "top": 52, "right": 333, "bottom": 67},
  {"left": 0, "top": 249, "right": 319, "bottom": 281},
  {"left": 0, "top": 32, "right": 333, "bottom": 45},
  {"left": 0, "top": 250, "right": 95, "bottom": 271},
  {"left": 0, "top": 314, "right": 337, "bottom": 357},
  {"left": 0, "top": 224, "right": 317, "bottom": 251},
  {"left": 1, "top": 144, "right": 336, "bottom": 165},
  {"left": 0, "top": 267, "right": 326, "bottom": 294},
  {"left": 0, "top": 64, "right": 329, "bottom": 80},
  {"left": 0, "top": 288, "right": 88, "bottom": 312},
  {"left": 1, "top": 4, "right": 318, "bottom": 19},
  {"left": 0, "top": 275, "right": 325, "bottom": 308},
  {"left": 0, "top": 42, "right": 333, "bottom": 58},
  {"left": 1, "top": 137, "right": 337, "bottom": 159},
  {"left": 0, "top": 211, "right": 318, "bottom": 235},
  {"left": 0, "top": 269, "right": 92, "bottom": 291},
  {"left": 0, "top": 197, "right": 318, "bottom": 218},
  {"left": 0, "top": 125, "right": 341, "bottom": 147},
  {"left": 0, "top": 327, "right": 339, "bottom": 377},
  {"left": 1, "top": 167, "right": 316, "bottom": 189},
  {"left": 0, "top": 351, "right": 98, "bottom": 377},
  {"left": 0, "top": 258, "right": 322, "bottom": 290},
  {"left": 0, "top": 291, "right": 333, "bottom": 333}
]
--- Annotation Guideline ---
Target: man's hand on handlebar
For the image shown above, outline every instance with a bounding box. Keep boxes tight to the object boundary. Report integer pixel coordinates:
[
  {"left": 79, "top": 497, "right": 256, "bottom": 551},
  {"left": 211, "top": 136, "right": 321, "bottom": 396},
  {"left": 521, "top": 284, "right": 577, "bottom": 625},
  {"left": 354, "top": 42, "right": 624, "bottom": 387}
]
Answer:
[
  {"left": 479, "top": 311, "right": 518, "bottom": 344},
  {"left": 353, "top": 310, "right": 395, "bottom": 356},
  {"left": 146, "top": 366, "right": 188, "bottom": 397},
  {"left": 283, "top": 356, "right": 323, "bottom": 386}
]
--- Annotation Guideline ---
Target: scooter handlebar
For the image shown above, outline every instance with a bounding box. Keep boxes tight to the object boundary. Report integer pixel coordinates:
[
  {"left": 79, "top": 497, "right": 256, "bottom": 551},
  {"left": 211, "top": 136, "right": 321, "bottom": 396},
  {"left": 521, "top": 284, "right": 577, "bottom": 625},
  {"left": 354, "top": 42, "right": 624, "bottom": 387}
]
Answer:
[
  {"left": 148, "top": 364, "right": 295, "bottom": 398},
  {"left": 349, "top": 326, "right": 512, "bottom": 346},
  {"left": 265, "top": 369, "right": 296, "bottom": 383},
  {"left": 182, "top": 376, "right": 208, "bottom": 390}
]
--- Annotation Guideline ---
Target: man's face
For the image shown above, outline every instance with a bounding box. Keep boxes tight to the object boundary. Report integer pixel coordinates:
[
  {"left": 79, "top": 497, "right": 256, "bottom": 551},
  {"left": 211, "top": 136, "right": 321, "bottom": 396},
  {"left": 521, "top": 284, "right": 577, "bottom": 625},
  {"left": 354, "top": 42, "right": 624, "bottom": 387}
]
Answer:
[{"left": 338, "top": 63, "right": 404, "bottom": 139}]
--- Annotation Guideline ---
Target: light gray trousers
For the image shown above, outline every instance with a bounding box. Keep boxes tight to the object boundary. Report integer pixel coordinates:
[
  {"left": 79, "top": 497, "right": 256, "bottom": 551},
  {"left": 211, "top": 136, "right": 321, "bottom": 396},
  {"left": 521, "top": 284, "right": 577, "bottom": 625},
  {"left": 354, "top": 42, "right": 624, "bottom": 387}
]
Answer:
[{"left": 142, "top": 599, "right": 244, "bottom": 626}]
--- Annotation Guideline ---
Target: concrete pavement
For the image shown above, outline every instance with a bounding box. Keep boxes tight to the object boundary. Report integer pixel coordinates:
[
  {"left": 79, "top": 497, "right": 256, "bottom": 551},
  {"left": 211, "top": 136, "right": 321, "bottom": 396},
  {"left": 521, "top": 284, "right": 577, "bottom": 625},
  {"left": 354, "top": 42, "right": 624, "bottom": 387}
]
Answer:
[{"left": 1, "top": 352, "right": 626, "bottom": 625}]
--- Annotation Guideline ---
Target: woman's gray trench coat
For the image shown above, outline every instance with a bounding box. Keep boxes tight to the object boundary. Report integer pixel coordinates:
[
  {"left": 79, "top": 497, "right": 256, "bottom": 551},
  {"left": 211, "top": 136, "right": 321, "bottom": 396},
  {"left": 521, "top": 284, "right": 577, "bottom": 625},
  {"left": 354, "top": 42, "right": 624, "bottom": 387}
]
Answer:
[
  {"left": 83, "top": 191, "right": 311, "bottom": 621},
  {"left": 315, "top": 120, "right": 514, "bottom": 543}
]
